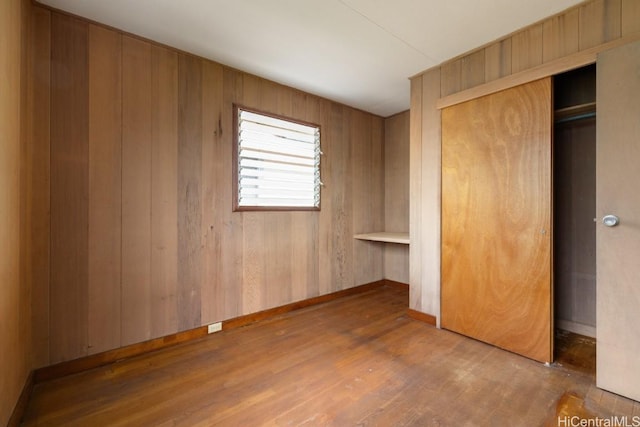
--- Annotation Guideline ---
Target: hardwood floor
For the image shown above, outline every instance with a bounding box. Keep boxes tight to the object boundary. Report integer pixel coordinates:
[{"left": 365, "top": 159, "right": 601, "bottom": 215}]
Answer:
[{"left": 22, "top": 285, "right": 639, "bottom": 426}]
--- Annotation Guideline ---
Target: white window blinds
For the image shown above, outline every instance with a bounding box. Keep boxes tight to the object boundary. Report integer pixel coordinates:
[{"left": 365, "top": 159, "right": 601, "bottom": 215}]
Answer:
[{"left": 236, "top": 107, "right": 321, "bottom": 209}]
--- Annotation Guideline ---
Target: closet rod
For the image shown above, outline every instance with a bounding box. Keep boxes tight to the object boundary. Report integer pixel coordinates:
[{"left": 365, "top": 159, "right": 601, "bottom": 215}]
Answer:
[{"left": 554, "top": 111, "right": 596, "bottom": 125}]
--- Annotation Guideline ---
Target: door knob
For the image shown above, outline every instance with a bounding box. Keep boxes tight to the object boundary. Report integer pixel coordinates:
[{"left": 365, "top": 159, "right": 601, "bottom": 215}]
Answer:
[{"left": 603, "top": 214, "right": 620, "bottom": 227}]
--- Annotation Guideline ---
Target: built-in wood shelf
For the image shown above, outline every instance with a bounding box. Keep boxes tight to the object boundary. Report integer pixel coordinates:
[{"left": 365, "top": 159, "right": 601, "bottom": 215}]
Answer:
[{"left": 354, "top": 232, "right": 410, "bottom": 245}]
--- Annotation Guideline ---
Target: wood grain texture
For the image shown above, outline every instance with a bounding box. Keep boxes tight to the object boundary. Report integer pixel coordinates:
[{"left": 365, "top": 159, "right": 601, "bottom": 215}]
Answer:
[
  {"left": 408, "top": 76, "right": 423, "bottom": 313},
  {"left": 122, "top": 35, "right": 152, "bottom": 346},
  {"left": 383, "top": 111, "right": 409, "bottom": 284},
  {"left": 34, "top": 281, "right": 388, "bottom": 383},
  {"left": 543, "top": 8, "right": 580, "bottom": 62},
  {"left": 1, "top": 0, "right": 32, "bottom": 423},
  {"left": 177, "top": 53, "right": 203, "bottom": 331},
  {"left": 28, "top": 5, "right": 51, "bottom": 370},
  {"left": 34, "top": 6, "right": 386, "bottom": 366},
  {"left": 220, "top": 67, "right": 244, "bottom": 320},
  {"left": 291, "top": 92, "right": 320, "bottom": 302},
  {"left": 461, "top": 49, "right": 485, "bottom": 90},
  {"left": 407, "top": 309, "right": 436, "bottom": 326},
  {"left": 440, "top": 59, "right": 461, "bottom": 97},
  {"left": 596, "top": 40, "right": 640, "bottom": 402},
  {"left": 441, "top": 78, "right": 552, "bottom": 363},
  {"left": 7, "top": 371, "right": 34, "bottom": 427},
  {"left": 352, "top": 110, "right": 384, "bottom": 287},
  {"left": 431, "top": 0, "right": 627, "bottom": 99},
  {"left": 419, "top": 69, "right": 442, "bottom": 321},
  {"left": 200, "top": 59, "right": 223, "bottom": 324},
  {"left": 23, "top": 286, "right": 640, "bottom": 426},
  {"left": 579, "top": 0, "right": 622, "bottom": 50},
  {"left": 87, "top": 24, "right": 122, "bottom": 355},
  {"left": 329, "top": 104, "right": 354, "bottom": 292},
  {"left": 150, "top": 44, "right": 178, "bottom": 337},
  {"left": 485, "top": 38, "right": 512, "bottom": 82},
  {"left": 317, "top": 100, "right": 335, "bottom": 297},
  {"left": 50, "top": 13, "right": 90, "bottom": 363},
  {"left": 34, "top": 327, "right": 208, "bottom": 383},
  {"left": 622, "top": 0, "right": 640, "bottom": 36},
  {"left": 512, "top": 24, "right": 544, "bottom": 73}
]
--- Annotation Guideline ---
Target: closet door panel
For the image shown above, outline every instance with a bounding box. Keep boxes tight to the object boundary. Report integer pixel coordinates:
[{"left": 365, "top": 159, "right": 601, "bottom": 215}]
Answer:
[
  {"left": 441, "top": 78, "right": 552, "bottom": 363},
  {"left": 596, "top": 40, "right": 640, "bottom": 402}
]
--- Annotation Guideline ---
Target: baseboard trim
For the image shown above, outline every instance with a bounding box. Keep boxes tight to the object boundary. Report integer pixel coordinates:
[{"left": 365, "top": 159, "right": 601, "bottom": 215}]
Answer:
[
  {"left": 382, "top": 279, "right": 409, "bottom": 291},
  {"left": 407, "top": 308, "right": 437, "bottom": 326},
  {"left": 556, "top": 319, "right": 596, "bottom": 339},
  {"left": 35, "top": 280, "right": 392, "bottom": 383},
  {"left": 222, "top": 280, "right": 388, "bottom": 329},
  {"left": 7, "top": 370, "right": 34, "bottom": 427},
  {"left": 34, "top": 326, "right": 209, "bottom": 383}
]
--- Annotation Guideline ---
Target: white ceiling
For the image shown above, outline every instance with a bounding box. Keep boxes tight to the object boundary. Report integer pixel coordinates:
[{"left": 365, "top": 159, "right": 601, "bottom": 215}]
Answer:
[{"left": 38, "top": 0, "right": 584, "bottom": 117}]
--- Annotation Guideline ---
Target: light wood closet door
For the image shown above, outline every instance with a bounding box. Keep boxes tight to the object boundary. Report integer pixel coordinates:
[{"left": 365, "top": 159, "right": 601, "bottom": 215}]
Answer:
[
  {"left": 596, "top": 41, "right": 640, "bottom": 402},
  {"left": 441, "top": 78, "right": 552, "bottom": 363}
]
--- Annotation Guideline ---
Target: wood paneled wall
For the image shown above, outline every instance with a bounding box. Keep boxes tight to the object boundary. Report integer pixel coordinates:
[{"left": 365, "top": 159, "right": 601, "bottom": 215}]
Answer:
[
  {"left": 410, "top": 0, "right": 640, "bottom": 320},
  {"left": 409, "top": 69, "right": 441, "bottom": 320},
  {"left": 436, "top": 0, "right": 638, "bottom": 98},
  {"left": 1, "top": 0, "right": 33, "bottom": 424},
  {"left": 383, "top": 111, "right": 409, "bottom": 284},
  {"left": 32, "top": 7, "right": 385, "bottom": 366}
]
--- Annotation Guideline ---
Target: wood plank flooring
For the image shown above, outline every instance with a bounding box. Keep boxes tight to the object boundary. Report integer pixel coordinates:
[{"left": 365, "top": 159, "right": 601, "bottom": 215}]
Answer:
[{"left": 22, "top": 285, "right": 639, "bottom": 426}]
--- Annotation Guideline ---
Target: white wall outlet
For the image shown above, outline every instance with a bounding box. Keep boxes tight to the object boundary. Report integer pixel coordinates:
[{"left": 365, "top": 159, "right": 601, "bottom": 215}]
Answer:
[{"left": 207, "top": 322, "right": 222, "bottom": 334}]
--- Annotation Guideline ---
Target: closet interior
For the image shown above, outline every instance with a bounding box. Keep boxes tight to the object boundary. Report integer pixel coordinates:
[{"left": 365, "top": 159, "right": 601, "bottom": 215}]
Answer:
[{"left": 553, "top": 64, "right": 597, "bottom": 342}]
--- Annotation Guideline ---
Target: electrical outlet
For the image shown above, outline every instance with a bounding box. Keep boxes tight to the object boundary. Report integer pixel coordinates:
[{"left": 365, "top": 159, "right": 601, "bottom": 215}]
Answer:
[{"left": 207, "top": 322, "right": 222, "bottom": 334}]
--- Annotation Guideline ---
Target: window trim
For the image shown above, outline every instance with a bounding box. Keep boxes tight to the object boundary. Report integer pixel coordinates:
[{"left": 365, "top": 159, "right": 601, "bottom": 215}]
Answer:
[{"left": 232, "top": 104, "right": 322, "bottom": 212}]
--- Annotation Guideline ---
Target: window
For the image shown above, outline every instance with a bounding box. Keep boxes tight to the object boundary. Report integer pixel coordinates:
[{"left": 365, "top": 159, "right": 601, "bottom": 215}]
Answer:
[{"left": 233, "top": 105, "right": 322, "bottom": 210}]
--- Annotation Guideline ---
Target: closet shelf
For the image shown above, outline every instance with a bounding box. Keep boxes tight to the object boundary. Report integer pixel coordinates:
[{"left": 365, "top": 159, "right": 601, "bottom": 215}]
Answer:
[{"left": 354, "top": 232, "right": 410, "bottom": 245}]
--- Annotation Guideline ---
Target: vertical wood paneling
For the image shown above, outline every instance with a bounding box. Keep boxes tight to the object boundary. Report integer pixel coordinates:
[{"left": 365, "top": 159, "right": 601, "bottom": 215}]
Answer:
[
  {"left": 579, "top": 0, "right": 622, "bottom": 50},
  {"left": 87, "top": 24, "right": 122, "bottom": 354},
  {"left": 242, "top": 212, "right": 266, "bottom": 313},
  {"left": 292, "top": 92, "right": 320, "bottom": 301},
  {"left": 200, "top": 60, "right": 224, "bottom": 324},
  {"left": 384, "top": 111, "right": 409, "bottom": 284},
  {"left": 543, "top": 8, "right": 580, "bottom": 62},
  {"left": 512, "top": 24, "right": 544, "bottom": 73},
  {"left": 177, "top": 53, "right": 203, "bottom": 330},
  {"left": 50, "top": 13, "right": 89, "bottom": 363},
  {"left": 261, "top": 82, "right": 293, "bottom": 308},
  {"left": 485, "top": 38, "right": 512, "bottom": 82},
  {"left": 461, "top": 50, "right": 485, "bottom": 90},
  {"left": 409, "top": 76, "right": 423, "bottom": 312},
  {"left": 352, "top": 111, "right": 384, "bottom": 286},
  {"left": 122, "top": 36, "right": 152, "bottom": 346},
  {"left": 621, "top": 0, "right": 640, "bottom": 36},
  {"left": 220, "top": 67, "right": 244, "bottom": 320},
  {"left": 317, "top": 99, "right": 334, "bottom": 296},
  {"left": 352, "top": 110, "right": 369, "bottom": 285},
  {"left": 266, "top": 212, "right": 293, "bottom": 307},
  {"left": 331, "top": 105, "right": 354, "bottom": 291},
  {"left": 2, "top": 0, "right": 32, "bottom": 422},
  {"left": 440, "top": 59, "right": 461, "bottom": 97},
  {"left": 240, "top": 74, "right": 266, "bottom": 313},
  {"left": 420, "top": 69, "right": 442, "bottom": 320},
  {"left": 38, "top": 9, "right": 386, "bottom": 365},
  {"left": 150, "top": 45, "right": 178, "bottom": 337},
  {"left": 29, "top": 6, "right": 51, "bottom": 368}
]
